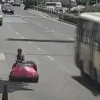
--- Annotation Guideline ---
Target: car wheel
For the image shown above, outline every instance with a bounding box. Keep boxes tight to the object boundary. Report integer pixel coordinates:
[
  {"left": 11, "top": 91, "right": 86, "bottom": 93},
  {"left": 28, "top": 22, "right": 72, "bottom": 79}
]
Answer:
[
  {"left": 9, "top": 77, "right": 13, "bottom": 81},
  {"left": 35, "top": 78, "right": 38, "bottom": 83},
  {"left": 80, "top": 60, "right": 85, "bottom": 78},
  {"left": 12, "top": 11, "right": 14, "bottom": 14},
  {"left": 34, "top": 76, "right": 39, "bottom": 83},
  {"left": 0, "top": 23, "right": 2, "bottom": 26}
]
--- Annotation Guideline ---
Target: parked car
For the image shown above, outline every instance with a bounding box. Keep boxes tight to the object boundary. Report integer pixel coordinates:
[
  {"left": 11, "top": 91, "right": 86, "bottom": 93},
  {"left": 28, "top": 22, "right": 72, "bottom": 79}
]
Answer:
[
  {"left": 93, "top": 2, "right": 100, "bottom": 7},
  {"left": 70, "top": 5, "right": 85, "bottom": 12},
  {"left": 8, "top": 0, "right": 14, "bottom": 5},
  {"left": 13, "top": 1, "right": 20, "bottom": 6},
  {"left": 0, "top": 9, "right": 3, "bottom": 26},
  {"left": 2, "top": 3, "right": 14, "bottom": 14}
]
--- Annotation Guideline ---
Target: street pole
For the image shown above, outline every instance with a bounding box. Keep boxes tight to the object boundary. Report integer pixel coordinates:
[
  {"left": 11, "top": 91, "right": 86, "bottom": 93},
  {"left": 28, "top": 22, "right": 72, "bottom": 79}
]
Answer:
[{"left": 69, "top": 0, "right": 71, "bottom": 12}]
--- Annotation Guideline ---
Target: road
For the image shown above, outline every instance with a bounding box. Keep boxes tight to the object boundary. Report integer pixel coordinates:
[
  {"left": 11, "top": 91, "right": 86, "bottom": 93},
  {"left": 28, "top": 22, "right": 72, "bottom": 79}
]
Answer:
[{"left": 0, "top": 5, "right": 99, "bottom": 100}]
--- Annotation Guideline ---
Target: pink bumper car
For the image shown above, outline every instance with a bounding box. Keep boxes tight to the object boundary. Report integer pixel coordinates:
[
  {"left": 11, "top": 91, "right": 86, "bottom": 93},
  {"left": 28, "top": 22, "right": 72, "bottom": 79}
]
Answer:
[{"left": 9, "top": 61, "right": 39, "bottom": 82}]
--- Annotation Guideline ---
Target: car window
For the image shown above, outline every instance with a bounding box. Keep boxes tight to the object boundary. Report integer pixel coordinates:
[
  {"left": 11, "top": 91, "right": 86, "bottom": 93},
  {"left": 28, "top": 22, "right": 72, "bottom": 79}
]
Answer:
[{"left": 4, "top": 3, "right": 12, "bottom": 7}]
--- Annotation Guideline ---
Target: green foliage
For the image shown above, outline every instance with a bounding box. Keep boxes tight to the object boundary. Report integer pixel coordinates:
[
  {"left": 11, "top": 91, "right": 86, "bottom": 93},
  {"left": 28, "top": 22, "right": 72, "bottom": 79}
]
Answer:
[{"left": 76, "top": 0, "right": 86, "bottom": 5}]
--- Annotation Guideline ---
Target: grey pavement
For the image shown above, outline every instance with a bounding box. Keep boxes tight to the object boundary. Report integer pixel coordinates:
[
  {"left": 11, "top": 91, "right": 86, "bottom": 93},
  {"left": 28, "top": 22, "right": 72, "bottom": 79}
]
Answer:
[{"left": 0, "top": 6, "right": 99, "bottom": 100}]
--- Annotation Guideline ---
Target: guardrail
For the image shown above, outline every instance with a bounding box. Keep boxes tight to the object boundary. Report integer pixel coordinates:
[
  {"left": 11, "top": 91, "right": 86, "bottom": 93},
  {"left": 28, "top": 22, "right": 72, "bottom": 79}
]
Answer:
[{"left": 29, "top": 6, "right": 79, "bottom": 24}]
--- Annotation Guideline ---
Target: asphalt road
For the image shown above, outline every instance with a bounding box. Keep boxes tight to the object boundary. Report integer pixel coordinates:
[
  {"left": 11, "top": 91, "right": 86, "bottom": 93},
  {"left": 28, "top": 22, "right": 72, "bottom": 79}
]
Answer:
[{"left": 0, "top": 5, "right": 99, "bottom": 100}]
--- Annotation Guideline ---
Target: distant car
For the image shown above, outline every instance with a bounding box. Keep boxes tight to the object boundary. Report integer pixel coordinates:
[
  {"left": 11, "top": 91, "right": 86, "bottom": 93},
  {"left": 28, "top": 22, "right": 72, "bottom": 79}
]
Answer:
[
  {"left": 93, "top": 2, "right": 100, "bottom": 7},
  {"left": 0, "top": 10, "right": 3, "bottom": 26},
  {"left": 2, "top": 3, "right": 14, "bottom": 14},
  {"left": 9, "top": 61, "right": 39, "bottom": 82},
  {"left": 13, "top": 1, "right": 20, "bottom": 6},
  {"left": 71, "top": 5, "right": 85, "bottom": 12}
]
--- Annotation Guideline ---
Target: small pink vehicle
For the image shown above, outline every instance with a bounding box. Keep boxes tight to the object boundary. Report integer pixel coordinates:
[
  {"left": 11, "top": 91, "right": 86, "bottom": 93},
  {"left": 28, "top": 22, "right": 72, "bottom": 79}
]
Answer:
[{"left": 9, "top": 60, "right": 39, "bottom": 82}]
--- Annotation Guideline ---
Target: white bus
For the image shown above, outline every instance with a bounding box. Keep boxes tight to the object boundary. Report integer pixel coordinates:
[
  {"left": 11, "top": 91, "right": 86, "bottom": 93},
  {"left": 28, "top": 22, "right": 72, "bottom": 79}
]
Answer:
[{"left": 75, "top": 12, "right": 100, "bottom": 86}]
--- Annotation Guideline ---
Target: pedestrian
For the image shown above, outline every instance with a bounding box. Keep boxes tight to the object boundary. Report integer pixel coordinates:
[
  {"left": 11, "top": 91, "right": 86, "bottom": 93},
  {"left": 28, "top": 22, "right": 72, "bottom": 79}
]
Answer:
[{"left": 16, "top": 48, "right": 25, "bottom": 62}]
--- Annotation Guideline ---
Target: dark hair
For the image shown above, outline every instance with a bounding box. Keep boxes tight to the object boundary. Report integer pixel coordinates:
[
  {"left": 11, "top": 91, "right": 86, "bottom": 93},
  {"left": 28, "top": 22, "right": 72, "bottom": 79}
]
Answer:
[{"left": 18, "top": 48, "right": 22, "bottom": 53}]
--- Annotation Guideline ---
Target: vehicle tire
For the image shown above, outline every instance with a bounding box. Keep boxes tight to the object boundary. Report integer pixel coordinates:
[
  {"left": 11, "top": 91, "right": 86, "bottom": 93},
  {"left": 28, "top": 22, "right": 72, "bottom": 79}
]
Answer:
[
  {"left": 80, "top": 60, "right": 85, "bottom": 78},
  {"left": 0, "top": 23, "right": 2, "bottom": 26},
  {"left": 34, "top": 76, "right": 39, "bottom": 83},
  {"left": 9, "top": 77, "right": 13, "bottom": 81},
  {"left": 12, "top": 11, "right": 14, "bottom": 14}
]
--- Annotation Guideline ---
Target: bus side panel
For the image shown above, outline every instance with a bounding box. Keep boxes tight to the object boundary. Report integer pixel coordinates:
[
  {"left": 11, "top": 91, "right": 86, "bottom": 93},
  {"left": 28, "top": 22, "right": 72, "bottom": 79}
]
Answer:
[
  {"left": 93, "top": 48, "right": 100, "bottom": 83},
  {"left": 80, "top": 43, "right": 90, "bottom": 75},
  {"left": 74, "top": 36, "right": 80, "bottom": 68}
]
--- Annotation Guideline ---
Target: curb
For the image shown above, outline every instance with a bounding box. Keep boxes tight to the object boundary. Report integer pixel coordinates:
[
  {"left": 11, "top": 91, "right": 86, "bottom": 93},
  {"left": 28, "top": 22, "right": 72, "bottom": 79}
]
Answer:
[
  {"left": 58, "top": 19, "right": 77, "bottom": 26},
  {"left": 28, "top": 8, "right": 77, "bottom": 25}
]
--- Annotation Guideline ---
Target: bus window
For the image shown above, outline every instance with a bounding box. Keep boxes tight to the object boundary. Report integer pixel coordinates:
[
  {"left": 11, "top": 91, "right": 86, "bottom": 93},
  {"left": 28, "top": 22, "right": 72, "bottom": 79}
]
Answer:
[{"left": 79, "top": 20, "right": 93, "bottom": 45}]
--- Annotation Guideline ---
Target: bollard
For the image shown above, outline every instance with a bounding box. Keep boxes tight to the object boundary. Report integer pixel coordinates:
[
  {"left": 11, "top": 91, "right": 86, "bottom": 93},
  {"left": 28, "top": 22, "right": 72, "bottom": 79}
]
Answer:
[{"left": 2, "top": 81, "right": 8, "bottom": 100}]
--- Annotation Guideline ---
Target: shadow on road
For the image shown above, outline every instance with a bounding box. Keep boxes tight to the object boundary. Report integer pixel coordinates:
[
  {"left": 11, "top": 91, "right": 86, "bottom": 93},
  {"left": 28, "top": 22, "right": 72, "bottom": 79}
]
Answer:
[
  {"left": 72, "top": 76, "right": 100, "bottom": 96},
  {"left": 0, "top": 78, "right": 34, "bottom": 94},
  {"left": 6, "top": 38, "right": 75, "bottom": 43},
  {"left": 8, "top": 81, "right": 34, "bottom": 93}
]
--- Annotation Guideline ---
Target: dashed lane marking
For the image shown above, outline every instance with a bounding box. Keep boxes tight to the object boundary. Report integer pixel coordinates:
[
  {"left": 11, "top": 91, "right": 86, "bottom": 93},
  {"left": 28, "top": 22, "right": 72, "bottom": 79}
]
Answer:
[
  {"left": 47, "top": 55, "right": 55, "bottom": 61},
  {"left": 37, "top": 48, "right": 42, "bottom": 52},
  {"left": 0, "top": 52, "right": 6, "bottom": 61},
  {"left": 28, "top": 41, "right": 32, "bottom": 44},
  {"left": 20, "top": 36, "right": 25, "bottom": 39},
  {"left": 7, "top": 25, "right": 10, "bottom": 27},
  {"left": 69, "top": 38, "right": 74, "bottom": 41},
  {"left": 16, "top": 32, "right": 19, "bottom": 35},
  {"left": 43, "top": 27, "right": 48, "bottom": 29}
]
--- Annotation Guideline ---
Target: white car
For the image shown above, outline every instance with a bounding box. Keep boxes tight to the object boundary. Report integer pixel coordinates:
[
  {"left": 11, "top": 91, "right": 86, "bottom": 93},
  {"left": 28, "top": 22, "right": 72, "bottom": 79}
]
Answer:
[
  {"left": 71, "top": 5, "right": 85, "bottom": 12},
  {"left": 93, "top": 2, "right": 100, "bottom": 7}
]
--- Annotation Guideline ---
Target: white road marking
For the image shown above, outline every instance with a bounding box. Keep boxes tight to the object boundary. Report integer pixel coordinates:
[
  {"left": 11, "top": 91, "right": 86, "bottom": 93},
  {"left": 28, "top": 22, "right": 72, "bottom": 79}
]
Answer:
[
  {"left": 51, "top": 30, "right": 55, "bottom": 32},
  {"left": 16, "top": 32, "right": 19, "bottom": 35},
  {"left": 44, "top": 27, "right": 48, "bottom": 29},
  {"left": 0, "top": 52, "right": 6, "bottom": 61},
  {"left": 38, "top": 24, "right": 42, "bottom": 26},
  {"left": 59, "top": 34, "right": 63, "bottom": 36},
  {"left": 20, "top": 36, "right": 25, "bottom": 39},
  {"left": 28, "top": 41, "right": 32, "bottom": 44},
  {"left": 37, "top": 48, "right": 42, "bottom": 52},
  {"left": 7, "top": 26, "right": 10, "bottom": 28},
  {"left": 47, "top": 55, "right": 55, "bottom": 61},
  {"left": 45, "top": 30, "right": 54, "bottom": 32},
  {"left": 12, "top": 29, "right": 14, "bottom": 30},
  {"left": 69, "top": 38, "right": 74, "bottom": 40},
  {"left": 57, "top": 33, "right": 63, "bottom": 36}
]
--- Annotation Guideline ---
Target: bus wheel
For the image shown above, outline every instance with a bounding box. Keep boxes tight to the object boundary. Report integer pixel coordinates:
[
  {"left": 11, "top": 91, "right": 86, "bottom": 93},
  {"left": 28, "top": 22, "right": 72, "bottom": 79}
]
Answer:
[
  {"left": 80, "top": 60, "right": 85, "bottom": 78},
  {"left": 97, "top": 84, "right": 100, "bottom": 91}
]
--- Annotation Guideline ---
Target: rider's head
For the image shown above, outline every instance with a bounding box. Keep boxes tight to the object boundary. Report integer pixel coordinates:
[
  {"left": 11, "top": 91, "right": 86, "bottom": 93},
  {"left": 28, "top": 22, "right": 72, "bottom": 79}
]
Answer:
[{"left": 18, "top": 48, "right": 22, "bottom": 54}]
